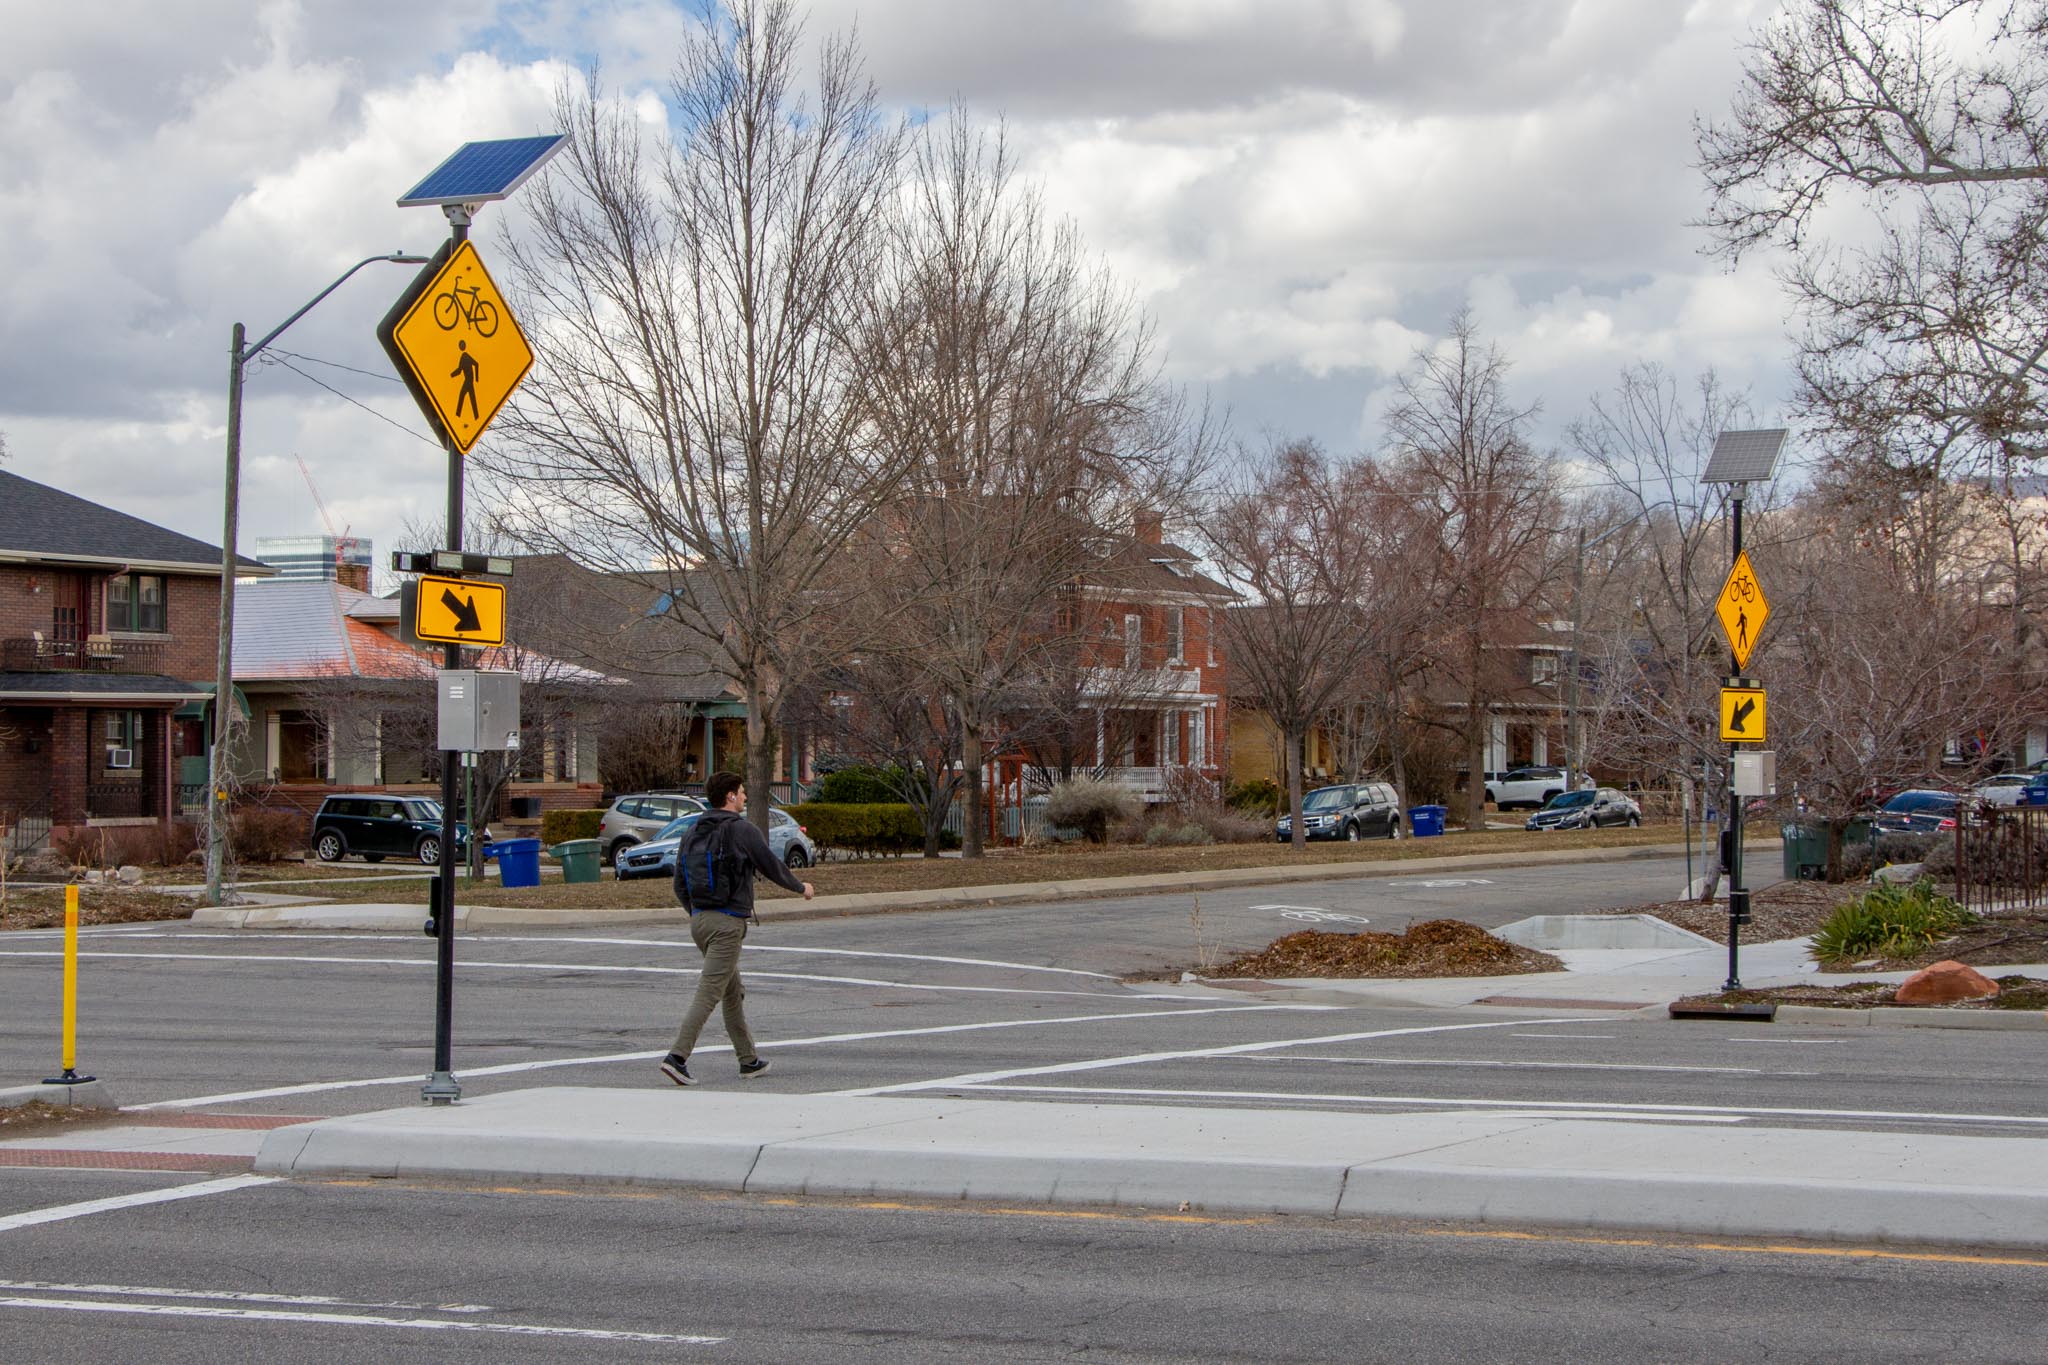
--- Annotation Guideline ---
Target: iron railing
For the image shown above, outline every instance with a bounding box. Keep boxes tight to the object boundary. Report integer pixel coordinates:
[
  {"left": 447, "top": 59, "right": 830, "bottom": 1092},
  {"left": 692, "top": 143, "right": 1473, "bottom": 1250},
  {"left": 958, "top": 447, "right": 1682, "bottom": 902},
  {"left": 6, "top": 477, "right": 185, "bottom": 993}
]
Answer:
[
  {"left": 2, "top": 797, "right": 51, "bottom": 856},
  {"left": 1, "top": 636, "right": 171, "bottom": 674},
  {"left": 1951, "top": 803, "right": 2048, "bottom": 916},
  {"left": 86, "top": 783, "right": 146, "bottom": 819}
]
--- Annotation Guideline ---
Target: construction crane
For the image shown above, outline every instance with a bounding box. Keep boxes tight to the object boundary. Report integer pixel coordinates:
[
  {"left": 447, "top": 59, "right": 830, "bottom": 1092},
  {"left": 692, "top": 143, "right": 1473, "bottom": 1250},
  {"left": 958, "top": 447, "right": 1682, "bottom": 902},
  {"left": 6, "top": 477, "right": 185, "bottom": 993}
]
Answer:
[{"left": 296, "top": 455, "right": 360, "bottom": 584}]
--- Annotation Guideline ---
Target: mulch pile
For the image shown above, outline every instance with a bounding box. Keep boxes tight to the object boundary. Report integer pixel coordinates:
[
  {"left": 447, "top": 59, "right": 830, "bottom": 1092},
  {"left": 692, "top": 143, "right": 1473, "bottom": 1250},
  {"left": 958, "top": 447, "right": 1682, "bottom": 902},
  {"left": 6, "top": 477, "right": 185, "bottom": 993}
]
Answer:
[
  {"left": 0, "top": 887, "right": 194, "bottom": 931},
  {"left": 1685, "top": 975, "right": 2048, "bottom": 1011},
  {"left": 1207, "top": 918, "right": 1562, "bottom": 980},
  {"left": 1607, "top": 878, "right": 1858, "bottom": 945},
  {"left": 0, "top": 1100, "right": 115, "bottom": 1136}
]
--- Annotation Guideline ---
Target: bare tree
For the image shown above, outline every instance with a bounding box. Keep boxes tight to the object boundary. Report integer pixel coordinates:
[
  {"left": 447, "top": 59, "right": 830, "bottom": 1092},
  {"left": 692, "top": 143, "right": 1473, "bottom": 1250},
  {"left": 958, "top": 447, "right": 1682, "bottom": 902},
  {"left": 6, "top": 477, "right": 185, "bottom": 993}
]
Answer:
[
  {"left": 1698, "top": 0, "right": 2048, "bottom": 469},
  {"left": 1207, "top": 439, "right": 1387, "bottom": 848},
  {"left": 483, "top": 0, "right": 908, "bottom": 833},
  {"left": 1383, "top": 312, "right": 1565, "bottom": 829},
  {"left": 846, "top": 110, "right": 1211, "bottom": 856}
]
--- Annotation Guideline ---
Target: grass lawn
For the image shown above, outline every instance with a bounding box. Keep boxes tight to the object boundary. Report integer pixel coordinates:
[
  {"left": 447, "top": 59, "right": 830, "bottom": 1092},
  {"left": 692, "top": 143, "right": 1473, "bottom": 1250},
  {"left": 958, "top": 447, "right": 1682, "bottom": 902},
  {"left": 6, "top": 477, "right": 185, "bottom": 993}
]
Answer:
[{"left": 269, "top": 823, "right": 1683, "bottom": 912}]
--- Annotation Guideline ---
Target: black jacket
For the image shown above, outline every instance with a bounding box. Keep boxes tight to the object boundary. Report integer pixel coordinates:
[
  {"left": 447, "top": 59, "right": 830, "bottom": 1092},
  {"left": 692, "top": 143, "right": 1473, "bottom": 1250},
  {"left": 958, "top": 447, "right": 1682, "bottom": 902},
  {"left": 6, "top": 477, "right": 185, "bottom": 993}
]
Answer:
[{"left": 673, "top": 809, "right": 805, "bottom": 916}]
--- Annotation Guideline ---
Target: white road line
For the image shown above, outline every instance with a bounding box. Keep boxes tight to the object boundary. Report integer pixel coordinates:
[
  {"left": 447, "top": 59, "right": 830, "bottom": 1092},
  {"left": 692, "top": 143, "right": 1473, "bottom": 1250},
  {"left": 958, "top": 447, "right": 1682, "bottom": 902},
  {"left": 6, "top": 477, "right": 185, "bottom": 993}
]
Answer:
[
  {"left": 935, "top": 1084, "right": 2048, "bottom": 1130},
  {"left": 0, "top": 1296, "right": 723, "bottom": 1344},
  {"left": 0, "top": 950, "right": 1167, "bottom": 1002},
  {"left": 132, "top": 932, "right": 1121, "bottom": 980},
  {"left": 1510, "top": 1033, "right": 1615, "bottom": 1040},
  {"left": 0, "top": 1175, "right": 277, "bottom": 1235},
  {"left": 956, "top": 1085, "right": 1748, "bottom": 1124},
  {"left": 1228, "top": 1054, "right": 1809, "bottom": 1077},
  {"left": 835, "top": 1017, "right": 1603, "bottom": 1096},
  {"left": 129, "top": 1003, "right": 1327, "bottom": 1111},
  {"left": 0, "top": 1280, "right": 491, "bottom": 1313}
]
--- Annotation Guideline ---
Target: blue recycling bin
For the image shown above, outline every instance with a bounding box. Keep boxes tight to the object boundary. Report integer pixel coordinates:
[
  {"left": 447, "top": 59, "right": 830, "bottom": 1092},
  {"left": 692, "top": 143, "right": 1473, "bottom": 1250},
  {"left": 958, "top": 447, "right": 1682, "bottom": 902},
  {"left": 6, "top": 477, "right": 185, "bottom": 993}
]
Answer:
[
  {"left": 1408, "top": 805, "right": 1446, "bottom": 838},
  {"left": 489, "top": 837, "right": 542, "bottom": 888}
]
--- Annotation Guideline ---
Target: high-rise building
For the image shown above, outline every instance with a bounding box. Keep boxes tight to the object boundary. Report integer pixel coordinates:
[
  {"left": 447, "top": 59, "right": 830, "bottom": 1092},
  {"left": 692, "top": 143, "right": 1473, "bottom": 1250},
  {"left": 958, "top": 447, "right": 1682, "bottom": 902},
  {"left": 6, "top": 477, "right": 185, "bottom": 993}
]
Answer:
[{"left": 253, "top": 535, "right": 374, "bottom": 591}]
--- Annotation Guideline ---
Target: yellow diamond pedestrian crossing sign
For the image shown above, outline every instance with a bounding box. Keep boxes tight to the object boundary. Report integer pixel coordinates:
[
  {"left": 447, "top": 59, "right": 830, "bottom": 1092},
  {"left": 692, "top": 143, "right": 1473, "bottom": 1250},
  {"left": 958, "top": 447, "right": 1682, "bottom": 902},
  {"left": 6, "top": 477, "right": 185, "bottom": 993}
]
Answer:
[
  {"left": 1714, "top": 550, "right": 1769, "bottom": 671},
  {"left": 378, "top": 240, "right": 532, "bottom": 454}
]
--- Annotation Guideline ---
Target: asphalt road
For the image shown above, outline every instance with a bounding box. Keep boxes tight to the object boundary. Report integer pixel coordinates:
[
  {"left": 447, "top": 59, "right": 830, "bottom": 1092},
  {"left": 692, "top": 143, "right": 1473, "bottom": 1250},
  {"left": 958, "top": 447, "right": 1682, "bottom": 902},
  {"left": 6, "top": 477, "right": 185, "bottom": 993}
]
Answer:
[
  {"left": 4, "top": 851, "right": 2046, "bottom": 1360},
  {"left": 2, "top": 1176, "right": 2045, "bottom": 1362}
]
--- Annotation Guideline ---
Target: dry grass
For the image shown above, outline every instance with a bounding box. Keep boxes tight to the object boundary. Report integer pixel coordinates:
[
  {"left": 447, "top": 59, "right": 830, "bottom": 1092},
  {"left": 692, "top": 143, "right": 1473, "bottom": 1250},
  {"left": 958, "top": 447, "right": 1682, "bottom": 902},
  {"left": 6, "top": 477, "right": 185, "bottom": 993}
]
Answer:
[
  {"left": 0, "top": 886, "right": 196, "bottom": 930},
  {"left": 0, "top": 1100, "right": 120, "bottom": 1137}
]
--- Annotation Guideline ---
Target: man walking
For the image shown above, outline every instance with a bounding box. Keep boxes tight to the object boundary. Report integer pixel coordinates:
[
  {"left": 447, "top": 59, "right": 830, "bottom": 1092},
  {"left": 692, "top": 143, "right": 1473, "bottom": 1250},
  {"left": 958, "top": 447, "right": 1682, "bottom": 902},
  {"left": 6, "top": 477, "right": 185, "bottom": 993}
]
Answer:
[{"left": 660, "top": 771, "right": 813, "bottom": 1085}]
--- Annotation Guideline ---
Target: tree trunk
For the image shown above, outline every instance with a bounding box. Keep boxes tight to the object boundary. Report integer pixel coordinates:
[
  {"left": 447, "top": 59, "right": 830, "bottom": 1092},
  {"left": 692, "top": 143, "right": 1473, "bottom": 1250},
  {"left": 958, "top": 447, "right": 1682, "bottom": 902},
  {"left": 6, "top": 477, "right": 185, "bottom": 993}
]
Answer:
[
  {"left": 1464, "top": 713, "right": 1487, "bottom": 832},
  {"left": 744, "top": 676, "right": 773, "bottom": 833},
  {"left": 1285, "top": 725, "right": 1306, "bottom": 850},
  {"left": 961, "top": 724, "right": 984, "bottom": 858}
]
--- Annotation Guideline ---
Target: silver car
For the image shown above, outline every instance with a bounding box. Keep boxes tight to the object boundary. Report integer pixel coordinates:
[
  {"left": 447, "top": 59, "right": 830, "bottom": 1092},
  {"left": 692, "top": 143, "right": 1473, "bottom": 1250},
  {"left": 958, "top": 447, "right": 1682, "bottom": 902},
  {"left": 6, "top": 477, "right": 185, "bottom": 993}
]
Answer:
[
  {"left": 599, "top": 791, "right": 707, "bottom": 866},
  {"left": 615, "top": 809, "right": 818, "bottom": 881}
]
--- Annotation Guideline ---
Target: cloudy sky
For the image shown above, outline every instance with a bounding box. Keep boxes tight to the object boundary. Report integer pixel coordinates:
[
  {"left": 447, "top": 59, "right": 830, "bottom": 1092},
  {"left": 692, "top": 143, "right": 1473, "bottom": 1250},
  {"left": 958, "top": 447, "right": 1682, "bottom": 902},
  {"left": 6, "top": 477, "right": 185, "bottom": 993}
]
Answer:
[{"left": 2, "top": 0, "right": 1793, "bottom": 578}]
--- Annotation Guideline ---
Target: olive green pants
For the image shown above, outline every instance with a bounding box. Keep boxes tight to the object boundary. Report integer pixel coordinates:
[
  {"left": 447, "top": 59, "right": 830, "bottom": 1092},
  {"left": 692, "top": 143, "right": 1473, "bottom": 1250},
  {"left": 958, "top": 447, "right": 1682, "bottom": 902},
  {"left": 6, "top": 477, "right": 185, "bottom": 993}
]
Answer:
[{"left": 669, "top": 910, "right": 758, "bottom": 1064}]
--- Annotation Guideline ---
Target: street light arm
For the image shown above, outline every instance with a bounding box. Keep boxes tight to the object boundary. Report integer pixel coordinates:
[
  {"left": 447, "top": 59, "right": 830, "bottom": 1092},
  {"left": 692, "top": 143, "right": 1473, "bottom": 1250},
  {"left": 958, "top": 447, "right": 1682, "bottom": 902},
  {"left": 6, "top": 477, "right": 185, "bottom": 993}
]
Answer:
[{"left": 244, "top": 252, "right": 430, "bottom": 362}]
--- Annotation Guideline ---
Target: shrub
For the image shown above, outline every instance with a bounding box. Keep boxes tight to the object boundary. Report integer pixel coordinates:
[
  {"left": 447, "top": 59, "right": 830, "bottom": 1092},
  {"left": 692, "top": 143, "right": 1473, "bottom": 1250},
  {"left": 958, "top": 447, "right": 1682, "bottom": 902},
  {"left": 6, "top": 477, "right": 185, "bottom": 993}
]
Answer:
[
  {"left": 540, "top": 808, "right": 605, "bottom": 844},
  {"left": 1142, "top": 821, "right": 1214, "bottom": 847},
  {"left": 808, "top": 766, "right": 903, "bottom": 804},
  {"left": 1188, "top": 808, "right": 1271, "bottom": 844},
  {"left": 1225, "top": 779, "right": 1282, "bottom": 817},
  {"left": 784, "top": 802, "right": 921, "bottom": 858},
  {"left": 1837, "top": 830, "right": 1932, "bottom": 880},
  {"left": 1043, "top": 778, "right": 1141, "bottom": 844},
  {"left": 1809, "top": 878, "right": 1978, "bottom": 962},
  {"left": 230, "top": 808, "right": 305, "bottom": 863}
]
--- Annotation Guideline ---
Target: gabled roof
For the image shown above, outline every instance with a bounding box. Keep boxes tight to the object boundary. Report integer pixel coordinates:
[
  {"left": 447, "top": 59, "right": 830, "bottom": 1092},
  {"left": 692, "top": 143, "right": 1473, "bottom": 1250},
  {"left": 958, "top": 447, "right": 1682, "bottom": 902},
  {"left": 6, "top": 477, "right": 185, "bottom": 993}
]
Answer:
[{"left": 0, "top": 468, "right": 272, "bottom": 574}]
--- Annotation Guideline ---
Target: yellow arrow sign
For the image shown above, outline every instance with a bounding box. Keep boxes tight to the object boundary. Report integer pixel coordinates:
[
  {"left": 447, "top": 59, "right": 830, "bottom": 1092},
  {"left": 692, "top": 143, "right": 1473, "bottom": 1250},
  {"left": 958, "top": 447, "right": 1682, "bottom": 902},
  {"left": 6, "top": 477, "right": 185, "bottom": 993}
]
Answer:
[
  {"left": 380, "top": 241, "right": 533, "bottom": 454},
  {"left": 1715, "top": 549, "right": 1770, "bottom": 671},
  {"left": 406, "top": 574, "right": 507, "bottom": 647},
  {"left": 1720, "top": 685, "right": 1766, "bottom": 743}
]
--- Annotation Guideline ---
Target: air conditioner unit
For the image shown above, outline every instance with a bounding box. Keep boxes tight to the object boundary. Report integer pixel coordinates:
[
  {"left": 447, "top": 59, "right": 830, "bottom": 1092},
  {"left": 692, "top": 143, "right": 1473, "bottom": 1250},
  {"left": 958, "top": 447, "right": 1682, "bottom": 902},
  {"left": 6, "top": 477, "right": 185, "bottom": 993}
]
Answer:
[{"left": 107, "top": 747, "right": 134, "bottom": 769}]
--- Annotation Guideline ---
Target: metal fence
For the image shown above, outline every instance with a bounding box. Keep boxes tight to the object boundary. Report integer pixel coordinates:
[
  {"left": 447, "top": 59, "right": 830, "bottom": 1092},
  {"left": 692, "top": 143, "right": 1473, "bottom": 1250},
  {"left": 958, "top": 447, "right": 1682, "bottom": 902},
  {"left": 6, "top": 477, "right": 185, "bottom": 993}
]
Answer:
[
  {"left": 2, "top": 798, "right": 51, "bottom": 857},
  {"left": 1951, "top": 804, "right": 2048, "bottom": 916}
]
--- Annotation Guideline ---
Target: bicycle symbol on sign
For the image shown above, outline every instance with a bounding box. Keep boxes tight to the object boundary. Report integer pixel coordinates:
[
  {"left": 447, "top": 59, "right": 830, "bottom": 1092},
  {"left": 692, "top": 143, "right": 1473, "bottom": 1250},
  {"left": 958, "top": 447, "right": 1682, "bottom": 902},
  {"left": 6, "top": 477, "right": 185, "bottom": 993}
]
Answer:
[
  {"left": 432, "top": 275, "right": 499, "bottom": 338},
  {"left": 1731, "top": 569, "right": 1757, "bottom": 604}
]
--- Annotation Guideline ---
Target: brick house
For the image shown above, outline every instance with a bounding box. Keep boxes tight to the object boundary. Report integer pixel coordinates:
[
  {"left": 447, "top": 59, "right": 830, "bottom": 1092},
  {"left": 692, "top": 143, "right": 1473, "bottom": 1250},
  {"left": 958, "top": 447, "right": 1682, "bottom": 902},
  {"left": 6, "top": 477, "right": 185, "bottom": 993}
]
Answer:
[{"left": 0, "top": 468, "right": 271, "bottom": 851}]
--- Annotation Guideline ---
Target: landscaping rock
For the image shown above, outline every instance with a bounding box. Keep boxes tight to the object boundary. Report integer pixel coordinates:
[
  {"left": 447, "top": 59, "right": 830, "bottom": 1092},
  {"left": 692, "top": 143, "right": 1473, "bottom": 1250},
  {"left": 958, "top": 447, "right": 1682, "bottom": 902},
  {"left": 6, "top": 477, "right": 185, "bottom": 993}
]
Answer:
[
  {"left": 1872, "top": 862, "right": 1924, "bottom": 884},
  {"left": 116, "top": 865, "right": 144, "bottom": 885},
  {"left": 1896, "top": 960, "right": 2000, "bottom": 1005}
]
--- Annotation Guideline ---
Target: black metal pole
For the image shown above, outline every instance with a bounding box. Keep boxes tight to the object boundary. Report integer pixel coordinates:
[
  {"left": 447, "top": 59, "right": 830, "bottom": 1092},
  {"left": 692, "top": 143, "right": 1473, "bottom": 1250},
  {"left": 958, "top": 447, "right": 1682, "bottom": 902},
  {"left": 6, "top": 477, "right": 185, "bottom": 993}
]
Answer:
[
  {"left": 423, "top": 213, "right": 470, "bottom": 1106},
  {"left": 1724, "top": 489, "right": 1748, "bottom": 991}
]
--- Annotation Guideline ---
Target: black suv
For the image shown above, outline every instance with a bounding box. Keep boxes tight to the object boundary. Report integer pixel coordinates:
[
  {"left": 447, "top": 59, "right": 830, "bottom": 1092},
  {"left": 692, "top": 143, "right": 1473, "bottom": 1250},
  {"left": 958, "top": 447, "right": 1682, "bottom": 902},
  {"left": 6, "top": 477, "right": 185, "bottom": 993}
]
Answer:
[
  {"left": 311, "top": 795, "right": 481, "bottom": 865},
  {"left": 1275, "top": 782, "right": 1404, "bottom": 841}
]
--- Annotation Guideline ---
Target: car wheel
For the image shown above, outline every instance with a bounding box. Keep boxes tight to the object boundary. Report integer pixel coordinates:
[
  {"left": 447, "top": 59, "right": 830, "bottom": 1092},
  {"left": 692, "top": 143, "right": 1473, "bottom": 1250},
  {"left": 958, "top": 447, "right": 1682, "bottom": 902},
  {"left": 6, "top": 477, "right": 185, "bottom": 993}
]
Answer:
[
  {"left": 606, "top": 839, "right": 633, "bottom": 867},
  {"left": 1344, "top": 822, "right": 1360, "bottom": 842},
  {"left": 314, "top": 830, "right": 345, "bottom": 862},
  {"left": 1628, "top": 813, "right": 1641, "bottom": 827},
  {"left": 416, "top": 836, "right": 441, "bottom": 866},
  {"left": 1387, "top": 816, "right": 1401, "bottom": 840},
  {"left": 785, "top": 845, "right": 811, "bottom": 869}
]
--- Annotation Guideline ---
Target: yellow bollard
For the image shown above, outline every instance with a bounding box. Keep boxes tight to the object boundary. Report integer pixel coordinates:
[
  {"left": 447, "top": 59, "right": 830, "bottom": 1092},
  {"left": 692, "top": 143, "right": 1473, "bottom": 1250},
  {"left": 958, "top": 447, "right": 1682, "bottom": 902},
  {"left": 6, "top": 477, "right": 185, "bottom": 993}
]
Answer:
[{"left": 44, "top": 884, "right": 94, "bottom": 1086}]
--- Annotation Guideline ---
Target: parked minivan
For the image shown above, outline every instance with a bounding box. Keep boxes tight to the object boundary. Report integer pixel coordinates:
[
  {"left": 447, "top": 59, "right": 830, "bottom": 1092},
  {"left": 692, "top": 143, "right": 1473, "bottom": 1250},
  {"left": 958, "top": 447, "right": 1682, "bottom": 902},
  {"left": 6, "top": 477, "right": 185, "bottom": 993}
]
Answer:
[
  {"left": 311, "top": 795, "right": 482, "bottom": 865},
  {"left": 1275, "top": 783, "right": 1403, "bottom": 842}
]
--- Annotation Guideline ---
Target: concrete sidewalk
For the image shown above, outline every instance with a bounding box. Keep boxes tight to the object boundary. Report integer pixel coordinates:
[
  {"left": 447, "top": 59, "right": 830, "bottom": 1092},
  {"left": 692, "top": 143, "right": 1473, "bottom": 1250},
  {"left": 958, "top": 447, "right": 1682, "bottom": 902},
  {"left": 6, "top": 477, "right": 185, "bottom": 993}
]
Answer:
[
  {"left": 255, "top": 1086, "right": 2048, "bottom": 1251},
  {"left": 190, "top": 839, "right": 1723, "bottom": 932}
]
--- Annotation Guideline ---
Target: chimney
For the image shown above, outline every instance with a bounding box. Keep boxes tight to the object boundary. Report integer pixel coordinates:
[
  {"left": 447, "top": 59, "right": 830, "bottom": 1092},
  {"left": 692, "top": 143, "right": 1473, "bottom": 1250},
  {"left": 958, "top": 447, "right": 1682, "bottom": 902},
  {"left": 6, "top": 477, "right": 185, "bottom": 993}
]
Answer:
[
  {"left": 335, "top": 562, "right": 372, "bottom": 593},
  {"left": 1134, "top": 509, "right": 1163, "bottom": 545}
]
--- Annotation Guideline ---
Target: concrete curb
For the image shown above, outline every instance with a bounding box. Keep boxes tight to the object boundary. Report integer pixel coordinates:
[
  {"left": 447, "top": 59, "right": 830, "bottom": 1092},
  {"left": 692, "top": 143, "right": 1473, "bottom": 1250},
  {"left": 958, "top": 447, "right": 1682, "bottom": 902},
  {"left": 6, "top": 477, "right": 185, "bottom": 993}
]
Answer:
[
  {"left": 1775, "top": 1004, "right": 2048, "bottom": 1031},
  {"left": 256, "top": 1087, "right": 2048, "bottom": 1251},
  {"left": 0, "top": 1080, "right": 119, "bottom": 1110},
  {"left": 193, "top": 839, "right": 1722, "bottom": 932}
]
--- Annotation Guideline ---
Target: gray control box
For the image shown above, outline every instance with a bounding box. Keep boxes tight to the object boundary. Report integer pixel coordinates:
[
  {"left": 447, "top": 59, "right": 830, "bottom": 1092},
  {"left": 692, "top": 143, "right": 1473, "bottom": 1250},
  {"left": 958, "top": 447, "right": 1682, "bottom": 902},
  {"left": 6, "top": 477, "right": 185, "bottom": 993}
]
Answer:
[
  {"left": 438, "top": 670, "right": 521, "bottom": 753},
  {"left": 1732, "top": 750, "right": 1776, "bottom": 797}
]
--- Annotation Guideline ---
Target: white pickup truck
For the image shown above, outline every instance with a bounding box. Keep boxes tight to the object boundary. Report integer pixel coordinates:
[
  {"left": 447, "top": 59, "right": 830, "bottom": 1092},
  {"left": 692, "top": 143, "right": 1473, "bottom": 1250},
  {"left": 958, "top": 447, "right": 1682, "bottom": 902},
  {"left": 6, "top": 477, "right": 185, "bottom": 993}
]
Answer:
[{"left": 1484, "top": 766, "right": 1585, "bottom": 810}]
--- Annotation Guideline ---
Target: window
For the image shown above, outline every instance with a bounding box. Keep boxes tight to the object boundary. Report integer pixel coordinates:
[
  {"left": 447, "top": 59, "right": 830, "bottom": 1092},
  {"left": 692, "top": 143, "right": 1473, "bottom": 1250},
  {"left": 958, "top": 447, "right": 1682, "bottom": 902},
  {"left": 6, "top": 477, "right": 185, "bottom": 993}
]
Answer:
[
  {"left": 1530, "top": 652, "right": 1559, "bottom": 686},
  {"left": 104, "top": 711, "right": 142, "bottom": 767},
  {"left": 108, "top": 574, "right": 167, "bottom": 633},
  {"left": 1167, "top": 608, "right": 1184, "bottom": 664}
]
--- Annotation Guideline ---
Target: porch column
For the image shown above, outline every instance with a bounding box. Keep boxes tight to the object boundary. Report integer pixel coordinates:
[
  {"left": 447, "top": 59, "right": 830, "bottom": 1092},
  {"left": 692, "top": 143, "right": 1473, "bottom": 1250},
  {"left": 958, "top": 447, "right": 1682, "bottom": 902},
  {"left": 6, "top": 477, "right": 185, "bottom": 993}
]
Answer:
[
  {"left": 1094, "top": 711, "right": 1105, "bottom": 767},
  {"left": 138, "top": 709, "right": 167, "bottom": 819},
  {"left": 51, "top": 707, "right": 87, "bottom": 825},
  {"left": 703, "top": 714, "right": 716, "bottom": 777}
]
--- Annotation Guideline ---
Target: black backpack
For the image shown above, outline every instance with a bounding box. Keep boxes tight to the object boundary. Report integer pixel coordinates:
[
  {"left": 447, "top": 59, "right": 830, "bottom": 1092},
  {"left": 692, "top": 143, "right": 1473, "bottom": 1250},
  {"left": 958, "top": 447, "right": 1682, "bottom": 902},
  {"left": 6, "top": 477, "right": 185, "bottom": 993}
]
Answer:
[{"left": 674, "top": 815, "right": 746, "bottom": 909}]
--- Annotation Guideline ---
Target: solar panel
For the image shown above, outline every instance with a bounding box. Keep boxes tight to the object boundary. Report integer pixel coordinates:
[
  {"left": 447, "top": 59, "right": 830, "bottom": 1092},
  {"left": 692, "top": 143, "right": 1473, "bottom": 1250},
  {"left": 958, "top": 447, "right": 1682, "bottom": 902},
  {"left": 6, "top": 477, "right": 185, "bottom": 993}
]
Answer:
[
  {"left": 1701, "top": 428, "right": 1788, "bottom": 485},
  {"left": 397, "top": 135, "right": 568, "bottom": 207}
]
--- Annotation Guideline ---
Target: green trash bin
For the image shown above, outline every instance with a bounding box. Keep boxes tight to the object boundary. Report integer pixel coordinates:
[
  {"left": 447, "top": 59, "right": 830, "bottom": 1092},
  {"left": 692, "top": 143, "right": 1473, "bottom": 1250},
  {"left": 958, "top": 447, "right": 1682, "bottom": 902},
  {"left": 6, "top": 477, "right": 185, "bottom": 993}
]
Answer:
[
  {"left": 549, "top": 838, "right": 602, "bottom": 884},
  {"left": 1781, "top": 822, "right": 1828, "bottom": 881}
]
